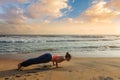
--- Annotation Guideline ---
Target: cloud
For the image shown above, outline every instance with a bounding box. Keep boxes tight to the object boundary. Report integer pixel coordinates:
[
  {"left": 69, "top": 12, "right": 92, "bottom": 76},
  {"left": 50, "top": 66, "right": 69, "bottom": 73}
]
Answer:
[
  {"left": 0, "top": 0, "right": 27, "bottom": 23},
  {"left": 61, "top": 18, "right": 83, "bottom": 24},
  {"left": 0, "top": 0, "right": 70, "bottom": 24},
  {"left": 0, "top": 0, "right": 120, "bottom": 35},
  {"left": 16, "top": 0, "right": 27, "bottom": 3},
  {"left": 0, "top": 4, "right": 26, "bottom": 24},
  {"left": 0, "top": 21, "right": 119, "bottom": 35},
  {"left": 79, "top": 0, "right": 120, "bottom": 23},
  {"left": 0, "top": 0, "right": 27, "bottom": 4},
  {"left": 25, "top": 0, "right": 69, "bottom": 19},
  {"left": 107, "top": 0, "right": 120, "bottom": 10}
]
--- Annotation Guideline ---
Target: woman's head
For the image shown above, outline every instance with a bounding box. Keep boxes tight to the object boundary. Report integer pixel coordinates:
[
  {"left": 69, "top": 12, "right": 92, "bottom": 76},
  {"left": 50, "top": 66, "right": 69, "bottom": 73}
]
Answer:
[{"left": 65, "top": 52, "right": 71, "bottom": 61}]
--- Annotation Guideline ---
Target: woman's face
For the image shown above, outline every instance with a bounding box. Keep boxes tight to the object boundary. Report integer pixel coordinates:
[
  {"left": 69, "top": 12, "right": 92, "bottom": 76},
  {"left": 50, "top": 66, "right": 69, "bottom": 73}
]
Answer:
[{"left": 66, "top": 57, "right": 71, "bottom": 61}]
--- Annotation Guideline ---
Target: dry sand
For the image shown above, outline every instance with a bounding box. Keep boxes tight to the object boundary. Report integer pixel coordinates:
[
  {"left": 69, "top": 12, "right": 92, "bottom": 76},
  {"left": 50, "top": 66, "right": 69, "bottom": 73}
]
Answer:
[{"left": 0, "top": 54, "right": 120, "bottom": 80}]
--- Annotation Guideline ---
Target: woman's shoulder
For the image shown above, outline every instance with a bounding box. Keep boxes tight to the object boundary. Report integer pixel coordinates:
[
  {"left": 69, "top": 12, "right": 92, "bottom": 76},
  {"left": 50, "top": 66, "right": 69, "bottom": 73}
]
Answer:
[{"left": 52, "top": 55, "right": 63, "bottom": 61}]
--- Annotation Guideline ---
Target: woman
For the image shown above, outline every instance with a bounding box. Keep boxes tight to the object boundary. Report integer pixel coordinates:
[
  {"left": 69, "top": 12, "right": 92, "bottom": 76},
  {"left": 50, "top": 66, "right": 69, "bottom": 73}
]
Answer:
[{"left": 18, "top": 52, "right": 71, "bottom": 71}]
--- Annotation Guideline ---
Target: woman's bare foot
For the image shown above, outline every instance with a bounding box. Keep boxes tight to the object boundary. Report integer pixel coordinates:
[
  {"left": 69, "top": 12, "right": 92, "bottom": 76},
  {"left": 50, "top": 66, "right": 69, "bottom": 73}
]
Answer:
[{"left": 18, "top": 63, "right": 22, "bottom": 71}]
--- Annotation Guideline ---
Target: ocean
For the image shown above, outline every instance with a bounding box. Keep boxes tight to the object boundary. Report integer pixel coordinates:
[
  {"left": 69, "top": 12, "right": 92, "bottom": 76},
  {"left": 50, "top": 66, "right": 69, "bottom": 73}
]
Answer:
[{"left": 0, "top": 35, "right": 120, "bottom": 57}]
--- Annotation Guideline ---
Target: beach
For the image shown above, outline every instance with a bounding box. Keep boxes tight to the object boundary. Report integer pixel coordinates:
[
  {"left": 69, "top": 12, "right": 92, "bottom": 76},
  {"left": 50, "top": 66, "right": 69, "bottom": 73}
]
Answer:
[
  {"left": 0, "top": 0, "right": 120, "bottom": 79},
  {"left": 0, "top": 54, "right": 120, "bottom": 80}
]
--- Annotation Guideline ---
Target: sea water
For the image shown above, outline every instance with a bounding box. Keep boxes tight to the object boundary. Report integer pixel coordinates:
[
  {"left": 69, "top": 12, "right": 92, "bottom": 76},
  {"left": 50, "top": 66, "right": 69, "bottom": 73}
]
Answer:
[{"left": 0, "top": 35, "right": 120, "bottom": 57}]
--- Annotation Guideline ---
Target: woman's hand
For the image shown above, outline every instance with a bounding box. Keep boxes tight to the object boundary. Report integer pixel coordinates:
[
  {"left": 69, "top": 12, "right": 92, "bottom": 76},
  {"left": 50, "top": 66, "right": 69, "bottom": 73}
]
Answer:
[{"left": 55, "top": 62, "right": 58, "bottom": 68}]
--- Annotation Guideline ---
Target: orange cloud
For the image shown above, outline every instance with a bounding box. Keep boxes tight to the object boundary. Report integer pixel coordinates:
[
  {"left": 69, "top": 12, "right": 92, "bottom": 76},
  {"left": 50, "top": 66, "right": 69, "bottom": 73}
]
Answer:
[
  {"left": 0, "top": 22, "right": 119, "bottom": 35},
  {"left": 79, "top": 0, "right": 120, "bottom": 23},
  {"left": 25, "top": 0, "right": 69, "bottom": 18},
  {"left": 107, "top": 0, "right": 120, "bottom": 10}
]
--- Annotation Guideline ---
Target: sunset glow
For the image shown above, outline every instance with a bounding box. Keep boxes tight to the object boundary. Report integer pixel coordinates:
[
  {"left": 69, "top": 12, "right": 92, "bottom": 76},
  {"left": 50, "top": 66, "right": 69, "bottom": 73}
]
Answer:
[{"left": 0, "top": 0, "right": 120, "bottom": 35}]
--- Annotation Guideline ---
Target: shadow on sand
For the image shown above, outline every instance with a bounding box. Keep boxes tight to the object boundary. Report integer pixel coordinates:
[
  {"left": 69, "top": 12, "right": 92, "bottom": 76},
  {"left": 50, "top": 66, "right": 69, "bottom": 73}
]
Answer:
[{"left": 0, "top": 65, "right": 58, "bottom": 78}]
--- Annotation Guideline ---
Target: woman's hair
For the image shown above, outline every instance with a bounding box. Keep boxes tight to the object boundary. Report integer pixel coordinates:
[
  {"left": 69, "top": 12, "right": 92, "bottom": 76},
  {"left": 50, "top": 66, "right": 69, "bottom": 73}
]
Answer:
[{"left": 65, "top": 52, "right": 71, "bottom": 59}]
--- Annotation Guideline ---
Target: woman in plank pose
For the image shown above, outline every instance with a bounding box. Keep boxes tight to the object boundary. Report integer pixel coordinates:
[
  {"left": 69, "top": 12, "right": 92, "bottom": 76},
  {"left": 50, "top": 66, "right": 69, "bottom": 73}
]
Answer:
[{"left": 18, "top": 52, "right": 71, "bottom": 71}]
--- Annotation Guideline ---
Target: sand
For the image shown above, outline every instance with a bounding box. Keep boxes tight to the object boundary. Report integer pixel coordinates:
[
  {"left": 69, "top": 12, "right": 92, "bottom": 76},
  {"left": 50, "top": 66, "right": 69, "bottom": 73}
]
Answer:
[{"left": 0, "top": 54, "right": 120, "bottom": 80}]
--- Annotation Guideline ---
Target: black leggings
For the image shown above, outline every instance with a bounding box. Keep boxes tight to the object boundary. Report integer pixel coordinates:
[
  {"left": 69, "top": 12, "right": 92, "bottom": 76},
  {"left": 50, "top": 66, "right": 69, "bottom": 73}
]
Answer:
[{"left": 20, "top": 53, "right": 52, "bottom": 67}]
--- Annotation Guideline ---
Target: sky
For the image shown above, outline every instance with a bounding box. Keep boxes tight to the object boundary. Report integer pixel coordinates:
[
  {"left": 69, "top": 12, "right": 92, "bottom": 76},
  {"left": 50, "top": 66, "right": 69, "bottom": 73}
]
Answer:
[{"left": 0, "top": 0, "right": 120, "bottom": 35}]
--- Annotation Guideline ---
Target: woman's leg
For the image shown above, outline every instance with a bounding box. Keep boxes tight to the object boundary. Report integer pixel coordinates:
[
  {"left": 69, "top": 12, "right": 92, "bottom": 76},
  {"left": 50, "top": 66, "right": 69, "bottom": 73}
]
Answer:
[{"left": 18, "top": 53, "right": 52, "bottom": 70}]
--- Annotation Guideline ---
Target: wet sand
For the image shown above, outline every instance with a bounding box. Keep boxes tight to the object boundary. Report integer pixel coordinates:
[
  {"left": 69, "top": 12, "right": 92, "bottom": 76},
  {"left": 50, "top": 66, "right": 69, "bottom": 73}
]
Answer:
[{"left": 0, "top": 54, "right": 120, "bottom": 80}]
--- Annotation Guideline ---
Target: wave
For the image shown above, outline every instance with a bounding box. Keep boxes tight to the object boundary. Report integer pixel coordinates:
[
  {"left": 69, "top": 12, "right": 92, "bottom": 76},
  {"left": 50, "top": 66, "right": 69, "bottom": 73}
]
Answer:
[
  {"left": 0, "top": 35, "right": 120, "bottom": 54},
  {"left": 0, "top": 45, "right": 120, "bottom": 54},
  {"left": 0, "top": 35, "right": 120, "bottom": 38},
  {"left": 0, "top": 35, "right": 120, "bottom": 44},
  {"left": 57, "top": 45, "right": 120, "bottom": 49},
  {"left": 0, "top": 38, "right": 119, "bottom": 43}
]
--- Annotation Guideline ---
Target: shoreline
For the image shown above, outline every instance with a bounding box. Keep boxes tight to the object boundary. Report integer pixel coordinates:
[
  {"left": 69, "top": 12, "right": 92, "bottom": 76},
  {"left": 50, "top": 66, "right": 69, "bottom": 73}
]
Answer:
[{"left": 0, "top": 52, "right": 120, "bottom": 60}]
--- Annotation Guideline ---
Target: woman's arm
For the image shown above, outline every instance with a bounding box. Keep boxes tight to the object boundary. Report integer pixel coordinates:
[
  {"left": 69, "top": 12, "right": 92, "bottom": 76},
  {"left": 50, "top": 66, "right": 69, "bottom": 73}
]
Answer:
[
  {"left": 55, "top": 57, "right": 64, "bottom": 68},
  {"left": 55, "top": 61, "right": 58, "bottom": 68},
  {"left": 53, "top": 61, "right": 55, "bottom": 66},
  {"left": 52, "top": 60, "right": 58, "bottom": 68}
]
